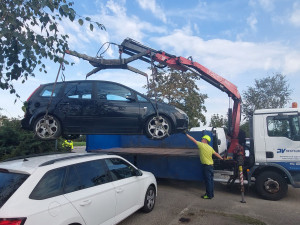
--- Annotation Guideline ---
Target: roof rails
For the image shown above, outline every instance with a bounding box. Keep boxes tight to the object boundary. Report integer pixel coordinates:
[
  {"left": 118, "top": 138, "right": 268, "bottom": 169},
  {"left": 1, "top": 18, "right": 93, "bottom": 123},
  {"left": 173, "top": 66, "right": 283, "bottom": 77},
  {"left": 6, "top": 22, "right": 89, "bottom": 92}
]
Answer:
[
  {"left": 1, "top": 152, "right": 74, "bottom": 163},
  {"left": 39, "top": 152, "right": 107, "bottom": 167}
]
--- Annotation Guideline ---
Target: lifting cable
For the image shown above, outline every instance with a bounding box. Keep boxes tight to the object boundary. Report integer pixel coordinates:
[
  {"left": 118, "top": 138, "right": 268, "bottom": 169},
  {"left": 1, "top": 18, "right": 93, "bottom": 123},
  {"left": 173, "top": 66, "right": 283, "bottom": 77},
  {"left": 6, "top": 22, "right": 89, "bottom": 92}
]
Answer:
[
  {"left": 150, "top": 54, "right": 160, "bottom": 118},
  {"left": 45, "top": 53, "right": 65, "bottom": 118}
]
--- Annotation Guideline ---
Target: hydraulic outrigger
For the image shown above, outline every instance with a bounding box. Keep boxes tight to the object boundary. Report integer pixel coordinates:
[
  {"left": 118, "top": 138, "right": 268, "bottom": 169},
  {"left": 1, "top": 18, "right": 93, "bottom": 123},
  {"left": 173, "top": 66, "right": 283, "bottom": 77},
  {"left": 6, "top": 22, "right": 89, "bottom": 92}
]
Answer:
[{"left": 66, "top": 38, "right": 246, "bottom": 202}]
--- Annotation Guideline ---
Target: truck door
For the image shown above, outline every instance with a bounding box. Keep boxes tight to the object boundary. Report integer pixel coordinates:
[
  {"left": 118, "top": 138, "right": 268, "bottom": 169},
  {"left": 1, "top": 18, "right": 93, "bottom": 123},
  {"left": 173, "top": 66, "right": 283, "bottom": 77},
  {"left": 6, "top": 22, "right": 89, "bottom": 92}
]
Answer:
[{"left": 265, "top": 113, "right": 300, "bottom": 163}]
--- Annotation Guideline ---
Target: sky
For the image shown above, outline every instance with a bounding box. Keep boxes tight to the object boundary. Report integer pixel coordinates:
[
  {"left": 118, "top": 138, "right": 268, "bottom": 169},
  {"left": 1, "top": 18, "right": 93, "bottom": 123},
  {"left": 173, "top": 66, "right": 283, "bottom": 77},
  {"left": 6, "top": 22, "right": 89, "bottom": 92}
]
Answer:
[{"left": 1, "top": 0, "right": 300, "bottom": 125}]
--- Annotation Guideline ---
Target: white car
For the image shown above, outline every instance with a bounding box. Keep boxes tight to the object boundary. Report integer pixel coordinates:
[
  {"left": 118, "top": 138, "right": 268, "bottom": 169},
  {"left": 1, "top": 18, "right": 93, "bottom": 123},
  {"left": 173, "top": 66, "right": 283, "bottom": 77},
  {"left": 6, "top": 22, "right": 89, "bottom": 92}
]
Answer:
[{"left": 0, "top": 153, "right": 157, "bottom": 225}]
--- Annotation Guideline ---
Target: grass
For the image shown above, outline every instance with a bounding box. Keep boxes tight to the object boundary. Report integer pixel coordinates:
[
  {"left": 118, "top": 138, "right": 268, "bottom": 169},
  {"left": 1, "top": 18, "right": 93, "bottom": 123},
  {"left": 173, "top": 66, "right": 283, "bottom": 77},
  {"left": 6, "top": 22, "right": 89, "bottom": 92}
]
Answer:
[{"left": 73, "top": 142, "right": 86, "bottom": 146}]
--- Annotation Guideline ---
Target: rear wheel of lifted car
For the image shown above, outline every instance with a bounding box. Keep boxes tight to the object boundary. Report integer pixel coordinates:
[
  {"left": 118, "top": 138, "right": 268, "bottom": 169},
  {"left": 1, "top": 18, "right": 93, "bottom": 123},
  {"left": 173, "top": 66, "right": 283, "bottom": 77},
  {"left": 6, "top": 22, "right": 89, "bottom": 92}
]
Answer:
[
  {"left": 255, "top": 171, "right": 288, "bottom": 201},
  {"left": 34, "top": 115, "right": 62, "bottom": 140},
  {"left": 142, "top": 185, "right": 156, "bottom": 213}
]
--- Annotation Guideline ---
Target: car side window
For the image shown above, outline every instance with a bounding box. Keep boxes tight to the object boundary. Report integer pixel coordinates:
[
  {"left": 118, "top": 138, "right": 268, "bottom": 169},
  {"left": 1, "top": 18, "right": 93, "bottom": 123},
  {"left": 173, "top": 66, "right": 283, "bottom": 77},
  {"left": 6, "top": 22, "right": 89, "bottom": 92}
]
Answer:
[
  {"left": 63, "top": 165, "right": 82, "bottom": 194},
  {"left": 40, "top": 83, "right": 63, "bottom": 97},
  {"left": 70, "top": 160, "right": 111, "bottom": 190},
  {"left": 97, "top": 83, "right": 132, "bottom": 102},
  {"left": 30, "top": 167, "right": 66, "bottom": 200},
  {"left": 105, "top": 158, "right": 136, "bottom": 181},
  {"left": 137, "top": 94, "right": 148, "bottom": 102},
  {"left": 64, "top": 82, "right": 92, "bottom": 99}
]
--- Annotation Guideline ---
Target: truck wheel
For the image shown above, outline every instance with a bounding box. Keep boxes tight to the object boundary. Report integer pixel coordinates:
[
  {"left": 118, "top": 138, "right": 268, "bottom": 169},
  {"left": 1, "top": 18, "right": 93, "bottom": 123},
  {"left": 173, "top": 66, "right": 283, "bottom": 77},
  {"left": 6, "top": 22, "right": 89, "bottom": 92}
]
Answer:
[
  {"left": 255, "top": 171, "right": 288, "bottom": 201},
  {"left": 145, "top": 115, "right": 171, "bottom": 140},
  {"left": 141, "top": 186, "right": 156, "bottom": 213},
  {"left": 34, "top": 115, "right": 62, "bottom": 140}
]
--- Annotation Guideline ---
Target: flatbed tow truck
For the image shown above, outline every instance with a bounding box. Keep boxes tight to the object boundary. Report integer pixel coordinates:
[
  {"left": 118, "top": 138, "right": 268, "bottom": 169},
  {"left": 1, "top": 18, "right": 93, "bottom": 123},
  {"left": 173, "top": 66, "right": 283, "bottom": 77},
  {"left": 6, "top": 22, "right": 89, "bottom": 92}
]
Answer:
[{"left": 67, "top": 38, "right": 300, "bottom": 201}]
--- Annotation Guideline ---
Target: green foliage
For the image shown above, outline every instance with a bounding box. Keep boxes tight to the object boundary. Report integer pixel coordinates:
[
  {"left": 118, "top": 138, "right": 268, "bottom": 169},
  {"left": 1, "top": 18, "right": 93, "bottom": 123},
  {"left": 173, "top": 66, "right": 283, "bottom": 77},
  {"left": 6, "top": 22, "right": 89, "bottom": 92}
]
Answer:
[
  {"left": 209, "top": 114, "right": 228, "bottom": 128},
  {"left": 0, "top": 116, "right": 65, "bottom": 161},
  {"left": 0, "top": 0, "right": 105, "bottom": 95},
  {"left": 240, "top": 121, "right": 250, "bottom": 138},
  {"left": 145, "top": 68, "right": 207, "bottom": 128},
  {"left": 242, "top": 74, "right": 292, "bottom": 121}
]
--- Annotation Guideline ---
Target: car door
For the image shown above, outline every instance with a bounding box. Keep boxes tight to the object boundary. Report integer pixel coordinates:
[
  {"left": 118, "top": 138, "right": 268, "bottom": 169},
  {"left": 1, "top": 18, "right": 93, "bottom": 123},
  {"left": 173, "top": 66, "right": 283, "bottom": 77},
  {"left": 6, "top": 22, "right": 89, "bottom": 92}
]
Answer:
[
  {"left": 95, "top": 82, "right": 140, "bottom": 133},
  {"left": 104, "top": 158, "right": 143, "bottom": 223},
  {"left": 63, "top": 160, "right": 116, "bottom": 225},
  {"left": 57, "top": 81, "right": 94, "bottom": 133}
]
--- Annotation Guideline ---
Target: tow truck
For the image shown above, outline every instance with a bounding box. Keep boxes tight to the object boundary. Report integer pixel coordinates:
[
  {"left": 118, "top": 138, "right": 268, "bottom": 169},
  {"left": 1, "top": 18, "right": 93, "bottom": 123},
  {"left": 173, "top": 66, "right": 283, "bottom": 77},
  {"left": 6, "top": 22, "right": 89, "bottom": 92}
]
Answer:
[{"left": 66, "top": 38, "right": 300, "bottom": 201}]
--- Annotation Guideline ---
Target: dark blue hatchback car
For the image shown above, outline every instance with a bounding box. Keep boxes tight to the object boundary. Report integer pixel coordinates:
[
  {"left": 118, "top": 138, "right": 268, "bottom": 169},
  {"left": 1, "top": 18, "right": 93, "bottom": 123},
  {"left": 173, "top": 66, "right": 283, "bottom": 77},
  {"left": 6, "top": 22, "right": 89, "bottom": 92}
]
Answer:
[{"left": 21, "top": 80, "right": 189, "bottom": 140}]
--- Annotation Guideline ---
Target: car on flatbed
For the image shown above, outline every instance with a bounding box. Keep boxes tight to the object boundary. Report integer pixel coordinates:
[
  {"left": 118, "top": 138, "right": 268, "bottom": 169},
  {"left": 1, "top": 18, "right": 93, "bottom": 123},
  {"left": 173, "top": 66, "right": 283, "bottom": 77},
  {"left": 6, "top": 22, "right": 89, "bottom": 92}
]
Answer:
[
  {"left": 21, "top": 80, "right": 188, "bottom": 140},
  {"left": 0, "top": 153, "right": 157, "bottom": 225}
]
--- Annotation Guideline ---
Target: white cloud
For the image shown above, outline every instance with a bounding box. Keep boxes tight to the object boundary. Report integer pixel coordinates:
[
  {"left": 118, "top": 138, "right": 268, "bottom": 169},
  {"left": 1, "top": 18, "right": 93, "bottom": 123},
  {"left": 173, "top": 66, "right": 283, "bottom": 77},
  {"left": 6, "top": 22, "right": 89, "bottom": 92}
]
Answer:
[
  {"left": 247, "top": 14, "right": 258, "bottom": 31},
  {"left": 258, "top": 0, "right": 275, "bottom": 11},
  {"left": 151, "top": 27, "right": 300, "bottom": 79},
  {"left": 136, "top": 0, "right": 167, "bottom": 23},
  {"left": 289, "top": 2, "right": 300, "bottom": 27}
]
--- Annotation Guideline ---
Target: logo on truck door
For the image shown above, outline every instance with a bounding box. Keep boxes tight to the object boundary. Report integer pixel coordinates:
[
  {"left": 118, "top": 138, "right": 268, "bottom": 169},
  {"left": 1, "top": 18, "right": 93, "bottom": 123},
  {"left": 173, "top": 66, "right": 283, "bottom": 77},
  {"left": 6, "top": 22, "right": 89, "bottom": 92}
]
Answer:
[
  {"left": 277, "top": 148, "right": 300, "bottom": 153},
  {"left": 277, "top": 149, "right": 286, "bottom": 153}
]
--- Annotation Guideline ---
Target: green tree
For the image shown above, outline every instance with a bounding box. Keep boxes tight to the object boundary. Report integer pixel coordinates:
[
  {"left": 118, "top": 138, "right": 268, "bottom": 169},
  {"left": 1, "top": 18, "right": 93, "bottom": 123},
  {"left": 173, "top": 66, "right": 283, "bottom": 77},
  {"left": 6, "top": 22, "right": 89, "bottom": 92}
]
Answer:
[
  {"left": 0, "top": 0, "right": 105, "bottom": 95},
  {"left": 242, "top": 74, "right": 292, "bottom": 120},
  {"left": 146, "top": 68, "right": 207, "bottom": 128},
  {"left": 209, "top": 114, "right": 227, "bottom": 128}
]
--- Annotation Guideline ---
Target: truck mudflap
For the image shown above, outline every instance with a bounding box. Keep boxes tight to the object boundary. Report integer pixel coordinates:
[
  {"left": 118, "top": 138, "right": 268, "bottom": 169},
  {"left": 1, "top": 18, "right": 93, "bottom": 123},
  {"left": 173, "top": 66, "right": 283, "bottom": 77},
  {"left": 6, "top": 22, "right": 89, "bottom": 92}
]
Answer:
[{"left": 249, "top": 162, "right": 300, "bottom": 188}]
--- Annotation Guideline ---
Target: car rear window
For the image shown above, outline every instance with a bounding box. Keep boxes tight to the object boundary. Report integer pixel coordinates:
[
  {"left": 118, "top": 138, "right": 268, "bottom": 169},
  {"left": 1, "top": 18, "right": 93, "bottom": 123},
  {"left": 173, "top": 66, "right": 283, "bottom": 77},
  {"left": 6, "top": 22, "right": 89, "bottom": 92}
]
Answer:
[
  {"left": 40, "top": 83, "right": 63, "bottom": 97},
  {"left": 0, "top": 170, "right": 29, "bottom": 208}
]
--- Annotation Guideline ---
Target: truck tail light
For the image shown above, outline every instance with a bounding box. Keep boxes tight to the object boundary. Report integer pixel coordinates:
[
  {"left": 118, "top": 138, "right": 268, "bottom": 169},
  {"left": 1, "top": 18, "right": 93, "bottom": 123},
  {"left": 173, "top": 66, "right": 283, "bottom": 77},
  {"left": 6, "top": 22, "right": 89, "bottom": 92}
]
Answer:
[{"left": 0, "top": 218, "right": 27, "bottom": 225}]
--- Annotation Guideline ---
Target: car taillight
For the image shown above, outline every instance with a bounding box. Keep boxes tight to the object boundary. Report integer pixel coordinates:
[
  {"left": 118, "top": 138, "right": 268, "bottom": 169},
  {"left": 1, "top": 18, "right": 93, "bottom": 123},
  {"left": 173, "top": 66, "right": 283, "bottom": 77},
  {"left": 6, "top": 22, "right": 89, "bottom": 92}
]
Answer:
[
  {"left": 0, "top": 218, "right": 26, "bottom": 225},
  {"left": 27, "top": 85, "right": 41, "bottom": 101}
]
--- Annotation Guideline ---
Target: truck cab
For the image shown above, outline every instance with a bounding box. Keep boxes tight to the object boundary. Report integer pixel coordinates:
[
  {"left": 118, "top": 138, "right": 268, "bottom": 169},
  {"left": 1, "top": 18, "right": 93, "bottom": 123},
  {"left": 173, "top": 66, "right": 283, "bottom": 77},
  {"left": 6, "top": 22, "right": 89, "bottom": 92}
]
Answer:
[{"left": 250, "top": 107, "right": 300, "bottom": 200}]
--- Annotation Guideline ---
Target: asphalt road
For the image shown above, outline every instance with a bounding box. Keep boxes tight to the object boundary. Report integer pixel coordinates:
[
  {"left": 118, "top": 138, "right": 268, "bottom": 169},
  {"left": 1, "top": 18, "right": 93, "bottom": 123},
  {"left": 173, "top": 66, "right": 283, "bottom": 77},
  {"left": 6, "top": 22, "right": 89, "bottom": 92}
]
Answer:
[
  {"left": 119, "top": 179, "right": 300, "bottom": 225},
  {"left": 73, "top": 147, "right": 300, "bottom": 225}
]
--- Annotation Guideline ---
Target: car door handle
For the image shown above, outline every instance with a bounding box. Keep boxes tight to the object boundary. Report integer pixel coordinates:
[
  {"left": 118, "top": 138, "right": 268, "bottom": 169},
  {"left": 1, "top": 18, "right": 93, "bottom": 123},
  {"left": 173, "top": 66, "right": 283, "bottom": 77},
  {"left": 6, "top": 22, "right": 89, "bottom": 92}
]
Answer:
[
  {"left": 79, "top": 199, "right": 92, "bottom": 206},
  {"left": 116, "top": 188, "right": 124, "bottom": 193}
]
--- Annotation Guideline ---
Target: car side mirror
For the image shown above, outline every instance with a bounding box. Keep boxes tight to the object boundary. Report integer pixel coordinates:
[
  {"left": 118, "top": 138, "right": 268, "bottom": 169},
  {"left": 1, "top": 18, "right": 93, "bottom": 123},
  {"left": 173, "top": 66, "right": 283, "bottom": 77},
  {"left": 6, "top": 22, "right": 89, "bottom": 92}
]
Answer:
[
  {"left": 134, "top": 169, "right": 143, "bottom": 176},
  {"left": 126, "top": 95, "right": 135, "bottom": 102}
]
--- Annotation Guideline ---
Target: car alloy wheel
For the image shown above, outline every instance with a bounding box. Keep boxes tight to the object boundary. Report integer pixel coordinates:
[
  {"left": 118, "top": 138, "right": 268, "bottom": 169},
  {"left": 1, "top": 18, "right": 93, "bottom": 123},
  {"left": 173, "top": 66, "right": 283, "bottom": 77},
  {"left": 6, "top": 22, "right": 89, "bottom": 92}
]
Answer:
[
  {"left": 142, "top": 186, "right": 156, "bottom": 213},
  {"left": 146, "top": 115, "right": 170, "bottom": 140},
  {"left": 34, "top": 115, "right": 61, "bottom": 140}
]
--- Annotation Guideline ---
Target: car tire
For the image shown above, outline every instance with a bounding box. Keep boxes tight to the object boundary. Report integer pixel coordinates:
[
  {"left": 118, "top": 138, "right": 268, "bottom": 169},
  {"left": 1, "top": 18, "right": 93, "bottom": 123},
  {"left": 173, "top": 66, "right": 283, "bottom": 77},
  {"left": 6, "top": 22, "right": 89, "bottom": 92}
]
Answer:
[
  {"left": 34, "top": 115, "right": 62, "bottom": 140},
  {"left": 145, "top": 115, "right": 171, "bottom": 140},
  {"left": 142, "top": 185, "right": 156, "bottom": 213},
  {"left": 255, "top": 171, "right": 288, "bottom": 201}
]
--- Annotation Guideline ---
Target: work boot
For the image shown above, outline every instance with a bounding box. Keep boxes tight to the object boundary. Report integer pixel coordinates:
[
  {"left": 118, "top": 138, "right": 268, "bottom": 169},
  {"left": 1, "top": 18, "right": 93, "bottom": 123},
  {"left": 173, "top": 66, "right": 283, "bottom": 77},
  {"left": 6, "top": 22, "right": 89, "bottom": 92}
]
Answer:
[
  {"left": 201, "top": 195, "right": 212, "bottom": 199},
  {"left": 201, "top": 193, "right": 207, "bottom": 198}
]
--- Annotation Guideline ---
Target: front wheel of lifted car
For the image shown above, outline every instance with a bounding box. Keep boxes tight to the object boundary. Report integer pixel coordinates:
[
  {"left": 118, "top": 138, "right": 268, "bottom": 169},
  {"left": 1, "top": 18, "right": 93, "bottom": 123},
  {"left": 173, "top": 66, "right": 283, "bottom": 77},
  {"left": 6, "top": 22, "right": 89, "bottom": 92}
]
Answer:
[
  {"left": 145, "top": 115, "right": 171, "bottom": 140},
  {"left": 34, "top": 115, "right": 62, "bottom": 140}
]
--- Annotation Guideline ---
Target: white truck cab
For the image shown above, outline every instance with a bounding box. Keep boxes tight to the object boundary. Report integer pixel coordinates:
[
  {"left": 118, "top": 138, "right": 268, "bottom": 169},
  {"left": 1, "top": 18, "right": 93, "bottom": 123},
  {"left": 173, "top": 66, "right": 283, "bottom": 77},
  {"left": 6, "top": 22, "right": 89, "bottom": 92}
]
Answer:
[{"left": 249, "top": 107, "right": 300, "bottom": 200}]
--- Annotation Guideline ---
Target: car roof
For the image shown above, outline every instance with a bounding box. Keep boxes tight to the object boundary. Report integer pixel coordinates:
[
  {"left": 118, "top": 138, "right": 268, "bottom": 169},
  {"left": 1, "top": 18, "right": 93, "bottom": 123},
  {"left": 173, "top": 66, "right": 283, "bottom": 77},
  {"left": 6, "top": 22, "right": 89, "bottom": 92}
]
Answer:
[{"left": 0, "top": 153, "right": 109, "bottom": 175}]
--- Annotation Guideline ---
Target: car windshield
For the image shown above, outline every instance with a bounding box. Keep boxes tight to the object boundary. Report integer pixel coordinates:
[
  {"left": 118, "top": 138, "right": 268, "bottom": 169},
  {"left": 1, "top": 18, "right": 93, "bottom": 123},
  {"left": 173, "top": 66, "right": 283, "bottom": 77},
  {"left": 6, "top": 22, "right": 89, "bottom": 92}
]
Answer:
[{"left": 0, "top": 170, "right": 29, "bottom": 208}]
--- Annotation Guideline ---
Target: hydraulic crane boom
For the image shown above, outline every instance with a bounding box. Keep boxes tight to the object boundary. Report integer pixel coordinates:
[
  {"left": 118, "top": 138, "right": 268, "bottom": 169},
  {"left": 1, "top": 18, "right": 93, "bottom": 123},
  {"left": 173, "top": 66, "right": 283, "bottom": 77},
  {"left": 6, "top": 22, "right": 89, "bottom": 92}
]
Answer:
[{"left": 66, "top": 38, "right": 242, "bottom": 157}]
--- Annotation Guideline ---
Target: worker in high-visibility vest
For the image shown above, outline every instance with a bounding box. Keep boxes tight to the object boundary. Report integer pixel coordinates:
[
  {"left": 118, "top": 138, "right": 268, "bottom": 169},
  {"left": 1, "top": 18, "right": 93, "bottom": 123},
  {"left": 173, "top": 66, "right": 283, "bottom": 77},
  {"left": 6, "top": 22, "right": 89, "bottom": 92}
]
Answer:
[
  {"left": 185, "top": 133, "right": 223, "bottom": 199},
  {"left": 62, "top": 139, "right": 73, "bottom": 151}
]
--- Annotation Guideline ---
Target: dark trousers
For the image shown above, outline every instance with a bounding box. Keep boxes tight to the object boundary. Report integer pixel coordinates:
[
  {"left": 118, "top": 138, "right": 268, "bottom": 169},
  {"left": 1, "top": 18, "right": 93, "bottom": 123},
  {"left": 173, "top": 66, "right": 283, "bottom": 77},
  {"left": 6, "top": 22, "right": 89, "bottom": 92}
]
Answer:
[{"left": 203, "top": 165, "right": 214, "bottom": 198}]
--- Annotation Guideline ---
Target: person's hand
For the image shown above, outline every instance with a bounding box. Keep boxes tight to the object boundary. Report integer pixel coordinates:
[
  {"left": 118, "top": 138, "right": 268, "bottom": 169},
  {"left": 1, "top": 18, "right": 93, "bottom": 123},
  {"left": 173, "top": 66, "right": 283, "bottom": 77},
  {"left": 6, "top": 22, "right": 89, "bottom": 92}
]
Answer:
[{"left": 182, "top": 129, "right": 188, "bottom": 134}]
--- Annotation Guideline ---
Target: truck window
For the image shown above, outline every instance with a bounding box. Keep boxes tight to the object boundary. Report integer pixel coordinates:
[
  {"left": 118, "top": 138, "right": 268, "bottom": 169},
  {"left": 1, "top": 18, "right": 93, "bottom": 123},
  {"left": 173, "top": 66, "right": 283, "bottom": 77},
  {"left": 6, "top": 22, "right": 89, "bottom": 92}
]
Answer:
[{"left": 267, "top": 115, "right": 300, "bottom": 141}]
